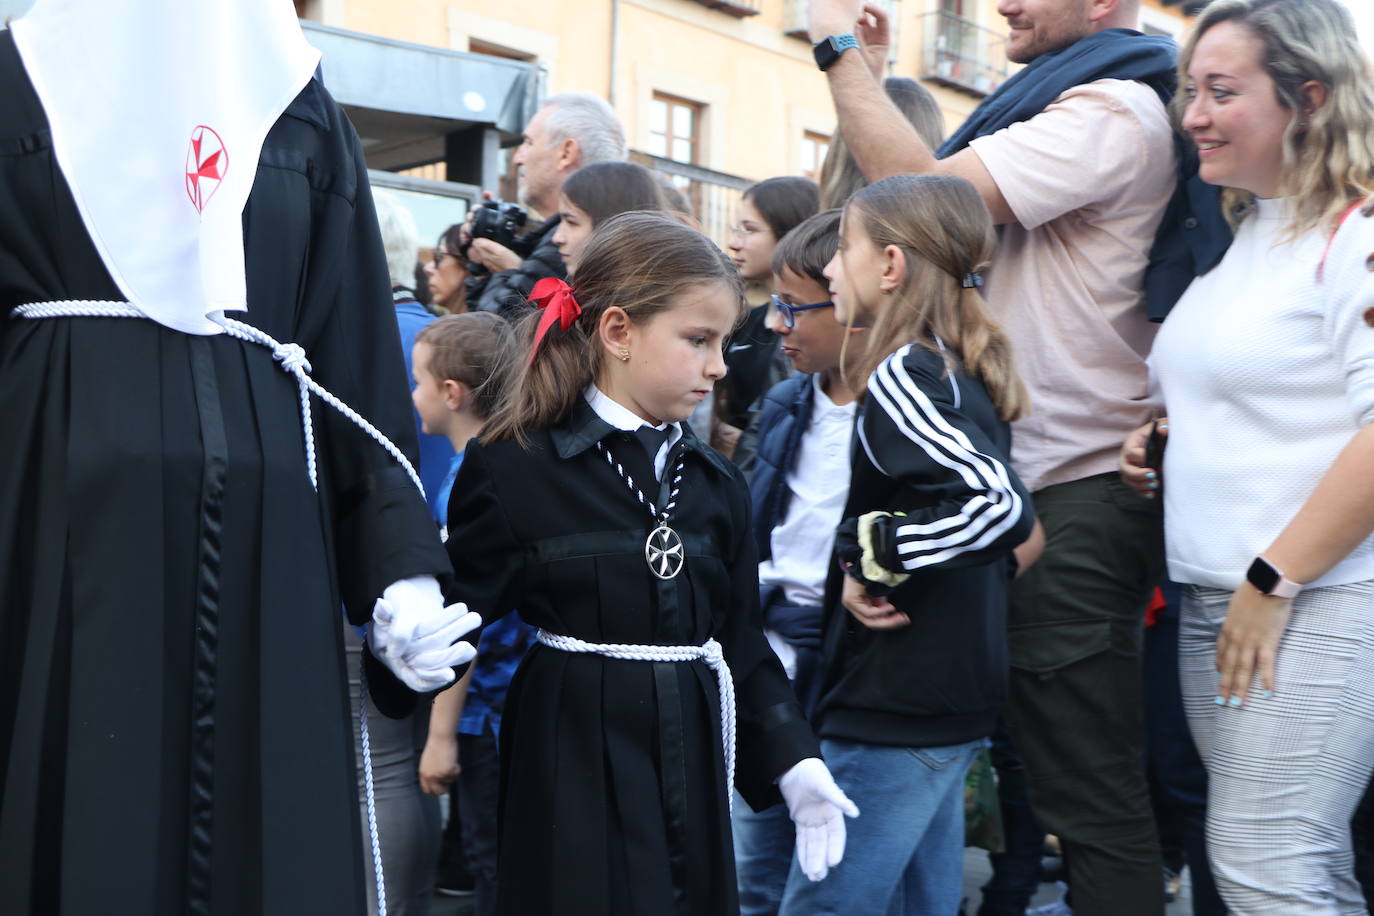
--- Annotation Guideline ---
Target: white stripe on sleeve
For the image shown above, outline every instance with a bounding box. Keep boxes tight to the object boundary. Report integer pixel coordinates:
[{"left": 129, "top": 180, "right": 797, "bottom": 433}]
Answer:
[{"left": 866, "top": 346, "right": 1023, "bottom": 570}]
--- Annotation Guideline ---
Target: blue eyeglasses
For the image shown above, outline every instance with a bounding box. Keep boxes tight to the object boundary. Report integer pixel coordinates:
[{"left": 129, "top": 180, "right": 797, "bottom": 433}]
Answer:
[{"left": 768, "top": 294, "right": 834, "bottom": 329}]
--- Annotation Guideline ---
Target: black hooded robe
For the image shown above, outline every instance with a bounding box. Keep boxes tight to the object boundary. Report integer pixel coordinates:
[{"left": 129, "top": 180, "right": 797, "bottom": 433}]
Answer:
[{"left": 0, "top": 32, "right": 448, "bottom": 915}]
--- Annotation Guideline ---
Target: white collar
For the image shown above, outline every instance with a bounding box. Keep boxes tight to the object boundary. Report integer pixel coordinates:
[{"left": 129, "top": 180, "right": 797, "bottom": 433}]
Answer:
[
  {"left": 11, "top": 0, "right": 321, "bottom": 335},
  {"left": 811, "top": 372, "right": 857, "bottom": 414},
  {"left": 584, "top": 385, "right": 682, "bottom": 478}
]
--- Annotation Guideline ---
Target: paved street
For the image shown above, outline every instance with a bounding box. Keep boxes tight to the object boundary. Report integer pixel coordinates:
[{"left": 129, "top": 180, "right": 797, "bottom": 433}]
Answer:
[{"left": 427, "top": 848, "right": 1197, "bottom": 915}]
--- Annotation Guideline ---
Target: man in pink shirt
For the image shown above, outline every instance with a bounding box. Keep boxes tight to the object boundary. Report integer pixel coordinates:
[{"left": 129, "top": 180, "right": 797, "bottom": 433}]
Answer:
[{"left": 809, "top": 1, "right": 1177, "bottom": 912}]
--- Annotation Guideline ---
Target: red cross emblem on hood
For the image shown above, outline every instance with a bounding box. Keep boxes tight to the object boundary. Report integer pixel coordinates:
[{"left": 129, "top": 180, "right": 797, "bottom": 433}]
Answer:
[{"left": 185, "top": 125, "right": 227, "bottom": 214}]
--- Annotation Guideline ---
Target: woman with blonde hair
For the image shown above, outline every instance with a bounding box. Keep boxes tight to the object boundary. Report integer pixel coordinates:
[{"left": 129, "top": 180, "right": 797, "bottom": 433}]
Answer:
[{"left": 1120, "top": 0, "right": 1374, "bottom": 909}]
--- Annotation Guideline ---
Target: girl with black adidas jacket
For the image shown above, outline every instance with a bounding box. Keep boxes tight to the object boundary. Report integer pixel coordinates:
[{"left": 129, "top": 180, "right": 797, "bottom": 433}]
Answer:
[{"left": 777, "top": 175, "right": 1039, "bottom": 915}]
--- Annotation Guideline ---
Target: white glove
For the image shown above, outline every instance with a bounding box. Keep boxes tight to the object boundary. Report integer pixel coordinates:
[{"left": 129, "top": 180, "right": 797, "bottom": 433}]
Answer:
[
  {"left": 778, "top": 757, "right": 860, "bottom": 882},
  {"left": 368, "top": 576, "right": 480, "bottom": 692}
]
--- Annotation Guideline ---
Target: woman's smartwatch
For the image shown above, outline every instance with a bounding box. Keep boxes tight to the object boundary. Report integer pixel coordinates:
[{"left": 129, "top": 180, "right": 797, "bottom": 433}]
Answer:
[
  {"left": 813, "top": 34, "right": 859, "bottom": 71},
  {"left": 1245, "top": 556, "right": 1302, "bottom": 599}
]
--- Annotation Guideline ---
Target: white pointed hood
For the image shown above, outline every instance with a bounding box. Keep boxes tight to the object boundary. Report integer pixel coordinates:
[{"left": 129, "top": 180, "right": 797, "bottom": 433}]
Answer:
[{"left": 11, "top": 0, "right": 321, "bottom": 334}]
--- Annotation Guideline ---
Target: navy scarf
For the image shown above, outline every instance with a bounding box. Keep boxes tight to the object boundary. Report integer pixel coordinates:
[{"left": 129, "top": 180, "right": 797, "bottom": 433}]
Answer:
[
  {"left": 938, "top": 28, "right": 1176, "bottom": 156},
  {"left": 936, "top": 28, "right": 1231, "bottom": 320}
]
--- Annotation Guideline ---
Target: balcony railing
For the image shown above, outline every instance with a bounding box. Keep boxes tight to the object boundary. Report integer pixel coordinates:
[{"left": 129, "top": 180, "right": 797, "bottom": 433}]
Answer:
[
  {"left": 920, "top": 11, "right": 1008, "bottom": 98},
  {"left": 630, "top": 151, "right": 752, "bottom": 249},
  {"left": 686, "top": 0, "right": 762, "bottom": 18},
  {"left": 783, "top": 0, "right": 895, "bottom": 42}
]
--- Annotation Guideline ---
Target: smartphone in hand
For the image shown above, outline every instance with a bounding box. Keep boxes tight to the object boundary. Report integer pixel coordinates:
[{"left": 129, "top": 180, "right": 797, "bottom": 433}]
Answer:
[{"left": 1144, "top": 419, "right": 1167, "bottom": 498}]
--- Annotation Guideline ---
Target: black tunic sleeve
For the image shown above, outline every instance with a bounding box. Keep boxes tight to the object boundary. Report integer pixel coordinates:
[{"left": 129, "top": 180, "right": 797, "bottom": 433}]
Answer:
[
  {"left": 442, "top": 438, "right": 529, "bottom": 626},
  {"left": 240, "top": 88, "right": 453, "bottom": 717},
  {"left": 718, "top": 464, "right": 822, "bottom": 811},
  {"left": 245, "top": 85, "right": 451, "bottom": 626}
]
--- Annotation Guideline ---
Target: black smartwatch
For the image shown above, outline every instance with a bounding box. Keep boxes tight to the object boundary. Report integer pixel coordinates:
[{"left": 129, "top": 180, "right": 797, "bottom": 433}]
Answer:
[
  {"left": 1245, "top": 556, "right": 1302, "bottom": 598},
  {"left": 813, "top": 34, "right": 859, "bottom": 72}
]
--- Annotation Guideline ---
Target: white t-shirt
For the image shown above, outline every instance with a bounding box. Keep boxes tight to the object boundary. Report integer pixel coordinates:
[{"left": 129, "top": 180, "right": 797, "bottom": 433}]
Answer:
[
  {"left": 757, "top": 376, "right": 856, "bottom": 677},
  {"left": 1151, "top": 198, "right": 1374, "bottom": 590},
  {"left": 969, "top": 78, "right": 1175, "bottom": 492}
]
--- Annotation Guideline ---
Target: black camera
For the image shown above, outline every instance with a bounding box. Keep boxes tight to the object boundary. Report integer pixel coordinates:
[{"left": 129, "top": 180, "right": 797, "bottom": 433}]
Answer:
[{"left": 460, "top": 199, "right": 528, "bottom": 260}]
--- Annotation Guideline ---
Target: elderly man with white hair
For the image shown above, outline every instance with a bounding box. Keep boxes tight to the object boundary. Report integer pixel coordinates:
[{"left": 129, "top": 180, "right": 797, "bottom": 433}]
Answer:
[{"left": 464, "top": 91, "right": 627, "bottom": 318}]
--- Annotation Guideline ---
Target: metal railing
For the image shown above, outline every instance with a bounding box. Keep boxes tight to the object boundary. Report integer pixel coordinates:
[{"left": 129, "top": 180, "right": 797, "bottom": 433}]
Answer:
[
  {"left": 630, "top": 151, "right": 752, "bottom": 249},
  {"left": 920, "top": 10, "right": 1009, "bottom": 98}
]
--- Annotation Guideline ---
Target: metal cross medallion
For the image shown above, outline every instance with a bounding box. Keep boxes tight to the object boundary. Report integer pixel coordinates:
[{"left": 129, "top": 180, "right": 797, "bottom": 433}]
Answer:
[{"left": 645, "top": 524, "right": 685, "bottom": 580}]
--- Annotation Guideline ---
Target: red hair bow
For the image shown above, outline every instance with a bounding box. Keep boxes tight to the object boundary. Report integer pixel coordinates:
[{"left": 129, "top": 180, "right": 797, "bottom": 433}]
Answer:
[{"left": 528, "top": 277, "right": 583, "bottom": 364}]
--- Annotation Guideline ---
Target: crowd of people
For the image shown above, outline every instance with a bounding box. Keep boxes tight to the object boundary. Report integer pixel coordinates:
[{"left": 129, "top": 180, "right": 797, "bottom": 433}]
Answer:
[{"left": 4, "top": 0, "right": 1374, "bottom": 914}]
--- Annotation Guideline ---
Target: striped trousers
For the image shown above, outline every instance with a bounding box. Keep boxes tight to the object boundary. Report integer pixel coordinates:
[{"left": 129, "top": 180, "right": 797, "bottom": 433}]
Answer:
[{"left": 1180, "top": 582, "right": 1374, "bottom": 914}]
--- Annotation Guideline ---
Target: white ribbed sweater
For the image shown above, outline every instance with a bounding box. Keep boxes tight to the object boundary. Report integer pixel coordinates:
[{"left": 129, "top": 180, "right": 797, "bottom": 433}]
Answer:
[{"left": 1151, "top": 198, "right": 1374, "bottom": 590}]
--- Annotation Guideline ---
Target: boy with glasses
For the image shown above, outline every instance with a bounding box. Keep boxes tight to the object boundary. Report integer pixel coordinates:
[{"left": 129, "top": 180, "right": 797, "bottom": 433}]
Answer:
[{"left": 735, "top": 208, "right": 864, "bottom": 915}]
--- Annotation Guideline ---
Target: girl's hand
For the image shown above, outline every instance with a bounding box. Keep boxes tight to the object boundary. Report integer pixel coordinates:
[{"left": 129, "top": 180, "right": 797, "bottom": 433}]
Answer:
[
  {"left": 418, "top": 733, "right": 460, "bottom": 796},
  {"left": 1013, "top": 519, "right": 1046, "bottom": 579},
  {"left": 856, "top": 3, "right": 891, "bottom": 80},
  {"left": 1216, "top": 584, "right": 1291, "bottom": 706},
  {"left": 842, "top": 575, "right": 909, "bottom": 630},
  {"left": 1119, "top": 418, "right": 1165, "bottom": 498}
]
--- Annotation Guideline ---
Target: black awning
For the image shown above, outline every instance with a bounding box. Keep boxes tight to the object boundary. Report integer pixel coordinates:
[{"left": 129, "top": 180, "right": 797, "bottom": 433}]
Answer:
[{"left": 303, "top": 21, "right": 541, "bottom": 140}]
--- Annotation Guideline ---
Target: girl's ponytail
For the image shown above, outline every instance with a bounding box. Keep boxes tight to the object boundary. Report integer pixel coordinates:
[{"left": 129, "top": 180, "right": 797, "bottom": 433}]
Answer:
[
  {"left": 843, "top": 175, "right": 1029, "bottom": 422},
  {"left": 484, "top": 307, "right": 595, "bottom": 446},
  {"left": 483, "top": 211, "right": 745, "bottom": 445}
]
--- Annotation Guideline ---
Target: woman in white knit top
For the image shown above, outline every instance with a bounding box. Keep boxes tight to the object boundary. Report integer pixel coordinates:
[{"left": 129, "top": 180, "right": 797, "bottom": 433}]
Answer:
[{"left": 1120, "top": 0, "right": 1374, "bottom": 911}]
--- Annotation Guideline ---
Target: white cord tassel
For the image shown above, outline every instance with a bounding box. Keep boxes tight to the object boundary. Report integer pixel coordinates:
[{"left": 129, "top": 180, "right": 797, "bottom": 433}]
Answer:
[{"left": 357, "top": 658, "right": 388, "bottom": 916}]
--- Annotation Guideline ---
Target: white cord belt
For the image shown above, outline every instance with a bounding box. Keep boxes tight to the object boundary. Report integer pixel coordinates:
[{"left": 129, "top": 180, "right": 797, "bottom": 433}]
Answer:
[
  {"left": 535, "top": 630, "right": 737, "bottom": 813},
  {"left": 14, "top": 298, "right": 417, "bottom": 916},
  {"left": 12, "top": 300, "right": 424, "bottom": 498}
]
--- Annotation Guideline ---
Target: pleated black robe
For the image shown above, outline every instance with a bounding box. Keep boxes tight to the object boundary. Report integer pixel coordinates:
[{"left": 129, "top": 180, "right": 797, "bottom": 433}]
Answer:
[
  {"left": 0, "top": 32, "right": 449, "bottom": 915},
  {"left": 444, "top": 402, "right": 820, "bottom": 916}
]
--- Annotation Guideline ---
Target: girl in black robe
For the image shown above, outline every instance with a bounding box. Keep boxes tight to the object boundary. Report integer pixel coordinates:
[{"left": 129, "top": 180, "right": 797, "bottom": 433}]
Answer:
[
  {"left": 0, "top": 31, "right": 451, "bottom": 915},
  {"left": 443, "top": 212, "right": 856, "bottom": 915}
]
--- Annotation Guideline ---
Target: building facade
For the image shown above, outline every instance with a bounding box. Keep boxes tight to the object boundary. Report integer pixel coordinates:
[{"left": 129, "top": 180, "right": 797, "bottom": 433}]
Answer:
[{"left": 298, "top": 0, "right": 1196, "bottom": 205}]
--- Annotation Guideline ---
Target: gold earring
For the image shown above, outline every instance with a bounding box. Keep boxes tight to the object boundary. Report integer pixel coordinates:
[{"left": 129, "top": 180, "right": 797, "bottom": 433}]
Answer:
[{"left": 619, "top": 348, "right": 631, "bottom": 362}]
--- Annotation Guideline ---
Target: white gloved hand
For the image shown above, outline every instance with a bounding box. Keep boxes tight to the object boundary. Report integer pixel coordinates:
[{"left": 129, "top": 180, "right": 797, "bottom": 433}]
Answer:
[
  {"left": 369, "top": 576, "right": 480, "bottom": 692},
  {"left": 778, "top": 757, "right": 860, "bottom": 882}
]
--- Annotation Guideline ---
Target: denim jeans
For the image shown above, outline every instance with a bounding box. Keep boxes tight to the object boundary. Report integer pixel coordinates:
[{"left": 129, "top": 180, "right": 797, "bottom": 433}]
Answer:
[
  {"left": 457, "top": 724, "right": 501, "bottom": 916},
  {"left": 733, "top": 788, "right": 795, "bottom": 916},
  {"left": 778, "top": 737, "right": 981, "bottom": 916}
]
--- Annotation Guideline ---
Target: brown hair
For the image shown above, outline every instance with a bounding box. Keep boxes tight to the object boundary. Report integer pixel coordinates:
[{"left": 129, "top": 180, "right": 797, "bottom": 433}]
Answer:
[
  {"left": 1177, "top": 0, "right": 1374, "bottom": 235},
  {"left": 414, "top": 312, "right": 514, "bottom": 420},
  {"left": 562, "top": 161, "right": 668, "bottom": 226},
  {"left": 819, "top": 77, "right": 946, "bottom": 210},
  {"left": 842, "top": 175, "right": 1028, "bottom": 422},
  {"left": 772, "top": 209, "right": 841, "bottom": 288},
  {"left": 483, "top": 211, "right": 746, "bottom": 443},
  {"left": 743, "top": 176, "right": 820, "bottom": 240}
]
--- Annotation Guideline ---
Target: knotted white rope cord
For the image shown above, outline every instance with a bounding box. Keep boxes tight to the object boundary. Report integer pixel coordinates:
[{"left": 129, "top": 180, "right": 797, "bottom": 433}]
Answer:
[
  {"left": 356, "top": 657, "right": 387, "bottom": 915},
  {"left": 12, "top": 301, "right": 425, "bottom": 497},
  {"left": 13, "top": 299, "right": 420, "bottom": 916},
  {"left": 535, "top": 630, "right": 737, "bottom": 814}
]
